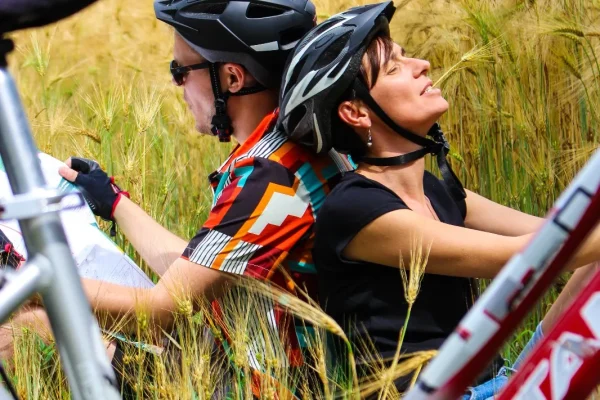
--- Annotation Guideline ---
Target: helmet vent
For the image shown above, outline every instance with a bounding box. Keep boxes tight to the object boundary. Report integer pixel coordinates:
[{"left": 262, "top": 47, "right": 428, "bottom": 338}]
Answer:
[
  {"left": 313, "top": 31, "right": 351, "bottom": 70},
  {"left": 287, "top": 104, "right": 307, "bottom": 133},
  {"left": 280, "top": 26, "right": 308, "bottom": 47},
  {"left": 284, "top": 56, "right": 307, "bottom": 94},
  {"left": 246, "top": 4, "right": 286, "bottom": 18},
  {"left": 184, "top": 2, "right": 228, "bottom": 16},
  {"left": 302, "top": 16, "right": 342, "bottom": 43},
  {"left": 162, "top": 8, "right": 177, "bottom": 17}
]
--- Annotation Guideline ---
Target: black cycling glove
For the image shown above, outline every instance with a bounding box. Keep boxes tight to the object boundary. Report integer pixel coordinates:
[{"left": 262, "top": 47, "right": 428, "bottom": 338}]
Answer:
[{"left": 70, "top": 157, "right": 130, "bottom": 235}]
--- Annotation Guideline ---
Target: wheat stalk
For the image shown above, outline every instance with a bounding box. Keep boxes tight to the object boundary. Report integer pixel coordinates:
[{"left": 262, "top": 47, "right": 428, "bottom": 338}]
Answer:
[{"left": 379, "top": 236, "right": 430, "bottom": 399}]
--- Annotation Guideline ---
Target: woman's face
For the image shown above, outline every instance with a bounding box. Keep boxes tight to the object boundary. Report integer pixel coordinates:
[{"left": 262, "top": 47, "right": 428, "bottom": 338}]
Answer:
[{"left": 368, "top": 42, "right": 448, "bottom": 135}]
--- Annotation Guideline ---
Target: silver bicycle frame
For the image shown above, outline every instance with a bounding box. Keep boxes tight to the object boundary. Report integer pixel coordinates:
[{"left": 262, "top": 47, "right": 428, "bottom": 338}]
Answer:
[{"left": 0, "top": 41, "right": 121, "bottom": 400}]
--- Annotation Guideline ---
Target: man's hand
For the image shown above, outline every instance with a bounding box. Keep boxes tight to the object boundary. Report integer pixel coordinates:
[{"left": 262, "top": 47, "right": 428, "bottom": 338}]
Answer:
[
  {"left": 59, "top": 158, "right": 188, "bottom": 275},
  {"left": 59, "top": 157, "right": 129, "bottom": 222}
]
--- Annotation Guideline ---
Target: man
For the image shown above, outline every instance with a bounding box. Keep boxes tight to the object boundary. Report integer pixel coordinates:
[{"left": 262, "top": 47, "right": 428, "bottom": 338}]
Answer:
[{"left": 54, "top": 0, "right": 352, "bottom": 395}]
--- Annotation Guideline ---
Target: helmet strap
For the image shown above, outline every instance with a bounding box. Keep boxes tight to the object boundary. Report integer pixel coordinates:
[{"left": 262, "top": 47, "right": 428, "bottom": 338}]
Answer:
[
  {"left": 208, "top": 63, "right": 268, "bottom": 143},
  {"left": 209, "top": 63, "right": 233, "bottom": 142},
  {"left": 352, "top": 79, "right": 466, "bottom": 201}
]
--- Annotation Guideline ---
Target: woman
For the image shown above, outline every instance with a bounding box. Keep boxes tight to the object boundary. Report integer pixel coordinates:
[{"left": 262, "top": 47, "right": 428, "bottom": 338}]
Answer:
[{"left": 277, "top": 2, "right": 600, "bottom": 398}]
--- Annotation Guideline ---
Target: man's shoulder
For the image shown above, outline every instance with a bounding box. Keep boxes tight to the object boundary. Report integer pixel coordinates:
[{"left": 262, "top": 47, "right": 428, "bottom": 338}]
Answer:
[{"left": 230, "top": 127, "right": 350, "bottom": 180}]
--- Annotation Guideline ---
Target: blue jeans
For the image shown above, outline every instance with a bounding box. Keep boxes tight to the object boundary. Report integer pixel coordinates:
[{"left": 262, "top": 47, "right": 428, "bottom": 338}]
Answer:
[{"left": 461, "top": 323, "right": 544, "bottom": 400}]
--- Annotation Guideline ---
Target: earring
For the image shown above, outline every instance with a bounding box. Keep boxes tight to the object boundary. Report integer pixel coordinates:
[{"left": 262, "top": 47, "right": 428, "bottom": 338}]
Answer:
[{"left": 367, "top": 130, "right": 373, "bottom": 147}]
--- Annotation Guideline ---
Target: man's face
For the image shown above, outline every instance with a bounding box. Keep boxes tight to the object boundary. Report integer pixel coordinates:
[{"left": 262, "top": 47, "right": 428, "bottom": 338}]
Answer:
[{"left": 173, "top": 33, "right": 214, "bottom": 134}]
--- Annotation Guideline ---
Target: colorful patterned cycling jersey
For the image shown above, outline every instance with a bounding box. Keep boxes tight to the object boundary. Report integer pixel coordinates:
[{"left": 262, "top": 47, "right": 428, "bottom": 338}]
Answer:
[{"left": 181, "top": 109, "right": 352, "bottom": 381}]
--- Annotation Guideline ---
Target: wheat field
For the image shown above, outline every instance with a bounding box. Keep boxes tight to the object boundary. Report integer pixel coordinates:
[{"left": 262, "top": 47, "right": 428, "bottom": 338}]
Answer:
[{"left": 3, "top": 0, "right": 600, "bottom": 398}]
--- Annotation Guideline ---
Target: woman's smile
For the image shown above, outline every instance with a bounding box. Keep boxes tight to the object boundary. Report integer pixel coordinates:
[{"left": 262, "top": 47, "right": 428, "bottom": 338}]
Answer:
[{"left": 422, "top": 86, "right": 441, "bottom": 96}]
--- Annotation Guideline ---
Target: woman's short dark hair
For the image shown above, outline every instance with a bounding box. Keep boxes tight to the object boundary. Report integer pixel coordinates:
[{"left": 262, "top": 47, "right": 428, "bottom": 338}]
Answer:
[
  {"left": 332, "top": 32, "right": 395, "bottom": 160},
  {"left": 360, "top": 33, "right": 395, "bottom": 89}
]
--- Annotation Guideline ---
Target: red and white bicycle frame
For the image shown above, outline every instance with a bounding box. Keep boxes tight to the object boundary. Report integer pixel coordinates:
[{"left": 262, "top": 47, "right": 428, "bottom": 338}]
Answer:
[
  {"left": 497, "top": 268, "right": 600, "bottom": 400},
  {"left": 403, "top": 148, "right": 600, "bottom": 400}
]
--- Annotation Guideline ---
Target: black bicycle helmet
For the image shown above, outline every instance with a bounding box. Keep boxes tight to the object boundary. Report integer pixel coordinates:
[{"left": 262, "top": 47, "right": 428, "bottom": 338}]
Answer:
[
  {"left": 155, "top": 0, "right": 316, "bottom": 89},
  {"left": 278, "top": 1, "right": 466, "bottom": 202},
  {"left": 155, "top": 0, "right": 317, "bottom": 142}
]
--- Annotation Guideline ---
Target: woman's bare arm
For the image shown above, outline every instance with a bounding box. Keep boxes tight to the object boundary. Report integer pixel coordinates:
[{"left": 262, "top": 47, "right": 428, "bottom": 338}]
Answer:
[
  {"left": 464, "top": 189, "right": 543, "bottom": 236},
  {"left": 344, "top": 209, "right": 600, "bottom": 279},
  {"left": 344, "top": 209, "right": 527, "bottom": 279}
]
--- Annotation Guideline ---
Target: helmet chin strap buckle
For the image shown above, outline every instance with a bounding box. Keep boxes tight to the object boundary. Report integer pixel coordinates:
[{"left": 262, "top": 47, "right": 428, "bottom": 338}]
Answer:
[
  {"left": 210, "top": 121, "right": 232, "bottom": 142},
  {"left": 207, "top": 63, "right": 268, "bottom": 143},
  {"left": 429, "top": 122, "right": 450, "bottom": 153},
  {"left": 211, "top": 100, "right": 233, "bottom": 142}
]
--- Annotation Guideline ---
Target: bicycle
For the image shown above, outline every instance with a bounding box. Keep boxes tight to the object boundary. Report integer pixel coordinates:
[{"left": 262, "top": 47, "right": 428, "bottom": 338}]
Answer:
[
  {"left": 403, "top": 148, "right": 600, "bottom": 399},
  {"left": 0, "top": 0, "right": 121, "bottom": 399}
]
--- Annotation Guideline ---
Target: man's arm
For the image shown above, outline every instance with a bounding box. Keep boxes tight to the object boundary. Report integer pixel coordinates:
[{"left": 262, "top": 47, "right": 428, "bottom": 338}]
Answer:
[
  {"left": 59, "top": 159, "right": 187, "bottom": 276},
  {"left": 82, "top": 257, "right": 229, "bottom": 332},
  {"left": 71, "top": 156, "right": 316, "bottom": 331},
  {"left": 112, "top": 197, "right": 187, "bottom": 276}
]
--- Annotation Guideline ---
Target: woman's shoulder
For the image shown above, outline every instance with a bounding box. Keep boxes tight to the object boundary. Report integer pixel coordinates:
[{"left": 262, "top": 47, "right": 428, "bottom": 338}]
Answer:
[
  {"left": 325, "top": 171, "right": 397, "bottom": 205},
  {"left": 314, "top": 171, "right": 409, "bottom": 265},
  {"left": 318, "top": 171, "right": 405, "bottom": 224}
]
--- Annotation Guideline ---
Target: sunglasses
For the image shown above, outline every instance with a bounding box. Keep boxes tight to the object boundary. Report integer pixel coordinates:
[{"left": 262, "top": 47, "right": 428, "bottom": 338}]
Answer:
[{"left": 170, "top": 60, "right": 211, "bottom": 86}]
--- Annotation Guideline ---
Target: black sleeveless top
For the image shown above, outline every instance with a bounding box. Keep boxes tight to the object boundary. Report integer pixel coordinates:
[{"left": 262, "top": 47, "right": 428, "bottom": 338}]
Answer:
[{"left": 313, "top": 171, "right": 501, "bottom": 388}]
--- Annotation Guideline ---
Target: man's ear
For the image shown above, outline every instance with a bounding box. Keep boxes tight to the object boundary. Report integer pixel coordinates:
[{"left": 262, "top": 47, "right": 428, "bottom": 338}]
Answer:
[
  {"left": 337, "top": 100, "right": 372, "bottom": 130},
  {"left": 221, "top": 63, "right": 256, "bottom": 93}
]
